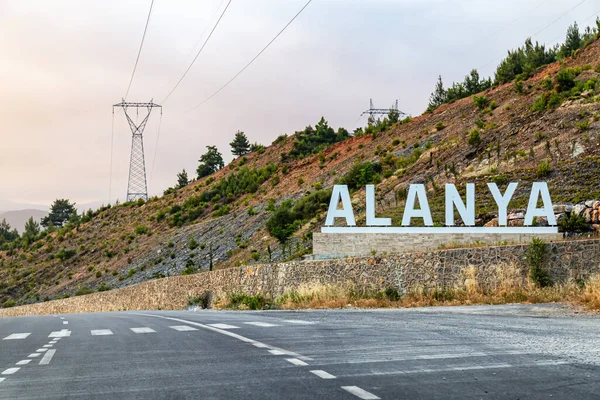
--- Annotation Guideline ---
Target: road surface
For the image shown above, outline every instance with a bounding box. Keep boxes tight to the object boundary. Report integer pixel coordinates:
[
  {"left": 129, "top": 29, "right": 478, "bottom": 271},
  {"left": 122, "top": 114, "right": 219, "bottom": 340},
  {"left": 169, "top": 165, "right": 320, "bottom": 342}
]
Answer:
[{"left": 0, "top": 304, "right": 599, "bottom": 399}]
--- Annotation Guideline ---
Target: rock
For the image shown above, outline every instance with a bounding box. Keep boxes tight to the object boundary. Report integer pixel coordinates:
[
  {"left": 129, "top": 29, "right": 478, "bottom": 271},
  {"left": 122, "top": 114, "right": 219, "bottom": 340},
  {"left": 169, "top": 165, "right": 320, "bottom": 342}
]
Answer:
[
  {"left": 584, "top": 209, "right": 593, "bottom": 223},
  {"left": 581, "top": 89, "right": 594, "bottom": 98},
  {"left": 555, "top": 213, "right": 566, "bottom": 224},
  {"left": 484, "top": 218, "right": 499, "bottom": 227},
  {"left": 553, "top": 204, "right": 566, "bottom": 213},
  {"left": 592, "top": 224, "right": 600, "bottom": 232},
  {"left": 574, "top": 204, "right": 587, "bottom": 217},
  {"left": 585, "top": 200, "right": 595, "bottom": 208},
  {"left": 507, "top": 212, "right": 525, "bottom": 221},
  {"left": 593, "top": 210, "right": 600, "bottom": 224},
  {"left": 508, "top": 219, "right": 524, "bottom": 227},
  {"left": 565, "top": 204, "right": 573, "bottom": 213},
  {"left": 594, "top": 201, "right": 600, "bottom": 209},
  {"left": 535, "top": 216, "right": 549, "bottom": 226}
]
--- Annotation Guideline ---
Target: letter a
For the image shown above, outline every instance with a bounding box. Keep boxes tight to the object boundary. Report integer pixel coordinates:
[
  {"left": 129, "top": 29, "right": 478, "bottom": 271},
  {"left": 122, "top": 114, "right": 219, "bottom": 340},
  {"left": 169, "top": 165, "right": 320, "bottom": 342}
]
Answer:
[
  {"left": 325, "top": 185, "right": 356, "bottom": 226},
  {"left": 524, "top": 182, "right": 556, "bottom": 226}
]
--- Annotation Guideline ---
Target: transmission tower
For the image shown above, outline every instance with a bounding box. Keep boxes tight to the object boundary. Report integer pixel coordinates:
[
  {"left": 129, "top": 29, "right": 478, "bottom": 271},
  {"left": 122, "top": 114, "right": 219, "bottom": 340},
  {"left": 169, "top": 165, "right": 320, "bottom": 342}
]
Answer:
[
  {"left": 361, "top": 98, "right": 406, "bottom": 120},
  {"left": 113, "top": 99, "right": 162, "bottom": 202}
]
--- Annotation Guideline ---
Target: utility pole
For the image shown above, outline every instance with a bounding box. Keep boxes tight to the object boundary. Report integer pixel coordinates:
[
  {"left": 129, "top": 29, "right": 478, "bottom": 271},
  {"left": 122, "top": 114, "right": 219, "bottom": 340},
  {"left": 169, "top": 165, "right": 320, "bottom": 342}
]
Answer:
[
  {"left": 113, "top": 99, "right": 162, "bottom": 202},
  {"left": 361, "top": 98, "right": 406, "bottom": 120}
]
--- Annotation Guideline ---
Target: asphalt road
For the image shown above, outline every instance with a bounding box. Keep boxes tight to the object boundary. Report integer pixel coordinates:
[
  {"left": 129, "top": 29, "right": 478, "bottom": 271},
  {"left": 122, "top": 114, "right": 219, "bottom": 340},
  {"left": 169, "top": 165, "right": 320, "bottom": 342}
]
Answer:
[{"left": 0, "top": 304, "right": 599, "bottom": 399}]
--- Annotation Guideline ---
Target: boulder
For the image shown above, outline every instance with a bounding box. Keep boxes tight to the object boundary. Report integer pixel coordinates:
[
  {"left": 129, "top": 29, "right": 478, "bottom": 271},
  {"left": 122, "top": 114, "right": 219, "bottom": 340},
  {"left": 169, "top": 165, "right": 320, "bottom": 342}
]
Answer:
[
  {"left": 585, "top": 200, "right": 595, "bottom": 208},
  {"left": 584, "top": 208, "right": 593, "bottom": 223},
  {"left": 535, "top": 216, "right": 549, "bottom": 226},
  {"left": 573, "top": 204, "right": 587, "bottom": 217},
  {"left": 553, "top": 204, "right": 566, "bottom": 213},
  {"left": 484, "top": 218, "right": 499, "bottom": 227},
  {"left": 507, "top": 212, "right": 525, "bottom": 221}
]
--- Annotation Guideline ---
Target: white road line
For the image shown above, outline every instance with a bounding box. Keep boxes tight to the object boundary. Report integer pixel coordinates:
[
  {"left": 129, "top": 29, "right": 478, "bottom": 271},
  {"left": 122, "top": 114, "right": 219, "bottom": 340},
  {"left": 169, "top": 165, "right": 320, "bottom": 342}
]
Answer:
[
  {"left": 49, "top": 329, "right": 71, "bottom": 338},
  {"left": 28, "top": 353, "right": 40, "bottom": 358},
  {"left": 43, "top": 344, "right": 53, "bottom": 348},
  {"left": 310, "top": 370, "right": 336, "bottom": 379},
  {"left": 286, "top": 358, "right": 308, "bottom": 366},
  {"left": 244, "top": 322, "right": 279, "bottom": 327},
  {"left": 130, "top": 327, "right": 156, "bottom": 334},
  {"left": 252, "top": 343, "right": 269, "bottom": 348},
  {"left": 169, "top": 325, "right": 198, "bottom": 332},
  {"left": 63, "top": 321, "right": 68, "bottom": 325},
  {"left": 1, "top": 368, "right": 20, "bottom": 375},
  {"left": 36, "top": 349, "right": 47, "bottom": 352},
  {"left": 59, "top": 317, "right": 64, "bottom": 320},
  {"left": 341, "top": 386, "right": 381, "bottom": 400},
  {"left": 16, "top": 360, "right": 31, "bottom": 365},
  {"left": 49, "top": 341, "right": 57, "bottom": 344},
  {"left": 283, "top": 320, "right": 315, "bottom": 325},
  {"left": 3, "top": 333, "right": 31, "bottom": 340},
  {"left": 39, "top": 349, "right": 56, "bottom": 365},
  {"left": 91, "top": 329, "right": 114, "bottom": 336},
  {"left": 135, "top": 313, "right": 309, "bottom": 360},
  {"left": 268, "top": 350, "right": 287, "bottom": 356},
  {"left": 207, "top": 323, "right": 239, "bottom": 330},
  {"left": 0, "top": 378, "right": 4, "bottom": 383}
]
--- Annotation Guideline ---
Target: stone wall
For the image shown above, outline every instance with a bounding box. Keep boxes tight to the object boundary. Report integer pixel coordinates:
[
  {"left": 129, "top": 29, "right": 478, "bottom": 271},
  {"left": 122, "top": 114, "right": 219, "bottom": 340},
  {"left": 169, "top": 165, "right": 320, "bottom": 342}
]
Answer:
[
  {"left": 312, "top": 232, "right": 563, "bottom": 257},
  {"left": 0, "top": 239, "right": 598, "bottom": 317}
]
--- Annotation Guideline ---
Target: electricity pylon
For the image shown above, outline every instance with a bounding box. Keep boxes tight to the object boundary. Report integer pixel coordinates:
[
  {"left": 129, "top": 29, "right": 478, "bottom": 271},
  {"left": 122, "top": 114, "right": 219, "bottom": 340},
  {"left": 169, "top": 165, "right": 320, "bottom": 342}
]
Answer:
[
  {"left": 361, "top": 98, "right": 406, "bottom": 120},
  {"left": 113, "top": 99, "right": 162, "bottom": 202}
]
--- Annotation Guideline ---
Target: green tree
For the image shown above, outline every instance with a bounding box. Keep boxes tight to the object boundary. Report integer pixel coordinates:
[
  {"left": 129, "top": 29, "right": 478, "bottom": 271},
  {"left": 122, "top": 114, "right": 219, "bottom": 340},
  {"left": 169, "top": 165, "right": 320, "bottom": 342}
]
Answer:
[
  {"left": 428, "top": 75, "right": 446, "bottom": 110},
  {"left": 562, "top": 22, "right": 581, "bottom": 57},
  {"left": 196, "top": 146, "right": 224, "bottom": 179},
  {"left": 388, "top": 107, "right": 400, "bottom": 124},
  {"left": 230, "top": 131, "right": 251, "bottom": 157},
  {"left": 0, "top": 218, "right": 19, "bottom": 246},
  {"left": 265, "top": 201, "right": 298, "bottom": 246},
  {"left": 41, "top": 199, "right": 77, "bottom": 228},
  {"left": 23, "top": 217, "right": 40, "bottom": 243},
  {"left": 177, "top": 169, "right": 189, "bottom": 189}
]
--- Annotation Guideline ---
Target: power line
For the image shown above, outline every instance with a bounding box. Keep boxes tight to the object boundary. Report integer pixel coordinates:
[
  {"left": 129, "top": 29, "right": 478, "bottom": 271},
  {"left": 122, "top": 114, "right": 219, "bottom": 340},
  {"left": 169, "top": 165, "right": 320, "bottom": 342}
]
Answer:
[
  {"left": 186, "top": 0, "right": 313, "bottom": 112},
  {"left": 161, "top": 0, "right": 233, "bottom": 103},
  {"left": 124, "top": 0, "right": 155, "bottom": 99},
  {"left": 149, "top": 112, "right": 163, "bottom": 187},
  {"left": 183, "top": 0, "right": 228, "bottom": 66},
  {"left": 109, "top": 109, "right": 115, "bottom": 205},
  {"left": 477, "top": 0, "right": 590, "bottom": 71}
]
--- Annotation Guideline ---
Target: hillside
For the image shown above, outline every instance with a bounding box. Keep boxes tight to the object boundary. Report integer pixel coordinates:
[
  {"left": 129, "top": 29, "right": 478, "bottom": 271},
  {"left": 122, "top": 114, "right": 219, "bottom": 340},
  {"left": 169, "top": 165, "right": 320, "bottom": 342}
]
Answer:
[{"left": 3, "top": 35, "right": 600, "bottom": 308}]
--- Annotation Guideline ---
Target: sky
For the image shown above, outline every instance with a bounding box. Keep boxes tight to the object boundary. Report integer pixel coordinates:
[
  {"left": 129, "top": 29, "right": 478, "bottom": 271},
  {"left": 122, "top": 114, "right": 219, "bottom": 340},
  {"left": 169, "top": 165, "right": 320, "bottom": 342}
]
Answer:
[{"left": 0, "top": 0, "right": 598, "bottom": 210}]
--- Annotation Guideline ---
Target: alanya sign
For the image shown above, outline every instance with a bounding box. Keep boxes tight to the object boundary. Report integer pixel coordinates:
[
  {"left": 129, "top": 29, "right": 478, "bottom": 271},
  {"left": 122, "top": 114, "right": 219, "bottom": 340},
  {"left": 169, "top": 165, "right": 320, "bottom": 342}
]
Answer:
[{"left": 322, "top": 182, "right": 559, "bottom": 234}]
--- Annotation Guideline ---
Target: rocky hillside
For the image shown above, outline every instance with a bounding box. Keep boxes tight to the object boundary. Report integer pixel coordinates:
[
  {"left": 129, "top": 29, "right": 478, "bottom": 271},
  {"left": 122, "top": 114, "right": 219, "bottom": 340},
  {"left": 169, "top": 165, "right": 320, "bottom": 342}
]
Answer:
[{"left": 3, "top": 35, "right": 600, "bottom": 308}]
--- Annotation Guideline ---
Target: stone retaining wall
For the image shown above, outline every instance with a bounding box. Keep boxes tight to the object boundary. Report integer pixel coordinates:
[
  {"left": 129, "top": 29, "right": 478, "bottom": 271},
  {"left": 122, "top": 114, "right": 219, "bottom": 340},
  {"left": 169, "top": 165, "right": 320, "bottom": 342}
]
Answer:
[{"left": 0, "top": 239, "right": 598, "bottom": 317}]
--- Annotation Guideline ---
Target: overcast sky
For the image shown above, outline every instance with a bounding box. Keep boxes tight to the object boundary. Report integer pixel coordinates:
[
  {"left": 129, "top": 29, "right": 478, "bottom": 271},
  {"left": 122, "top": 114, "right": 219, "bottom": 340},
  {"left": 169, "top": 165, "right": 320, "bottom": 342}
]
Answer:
[{"left": 0, "top": 0, "right": 598, "bottom": 210}]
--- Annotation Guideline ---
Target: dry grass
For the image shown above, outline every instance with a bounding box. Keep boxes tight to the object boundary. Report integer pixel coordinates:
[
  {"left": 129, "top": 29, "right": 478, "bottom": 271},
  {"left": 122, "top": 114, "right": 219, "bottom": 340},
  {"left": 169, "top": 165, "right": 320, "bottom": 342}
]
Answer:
[{"left": 250, "top": 265, "right": 600, "bottom": 312}]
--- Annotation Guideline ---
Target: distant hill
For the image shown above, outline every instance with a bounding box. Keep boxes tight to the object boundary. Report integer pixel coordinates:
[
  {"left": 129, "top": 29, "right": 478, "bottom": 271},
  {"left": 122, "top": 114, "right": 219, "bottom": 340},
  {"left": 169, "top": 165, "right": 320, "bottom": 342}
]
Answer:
[{"left": 0, "top": 209, "right": 48, "bottom": 233}]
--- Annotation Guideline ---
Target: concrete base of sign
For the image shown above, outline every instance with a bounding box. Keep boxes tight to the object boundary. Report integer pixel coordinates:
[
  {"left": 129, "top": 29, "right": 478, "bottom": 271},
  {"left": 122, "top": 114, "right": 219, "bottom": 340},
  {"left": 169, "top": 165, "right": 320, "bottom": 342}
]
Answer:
[{"left": 312, "top": 231, "right": 564, "bottom": 258}]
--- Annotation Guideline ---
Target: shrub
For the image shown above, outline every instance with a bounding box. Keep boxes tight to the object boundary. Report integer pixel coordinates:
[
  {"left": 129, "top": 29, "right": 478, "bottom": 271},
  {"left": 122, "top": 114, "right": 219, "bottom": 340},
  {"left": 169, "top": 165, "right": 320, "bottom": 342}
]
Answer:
[
  {"left": 555, "top": 69, "right": 576, "bottom": 92},
  {"left": 472, "top": 95, "right": 490, "bottom": 110},
  {"left": 55, "top": 249, "right": 76, "bottom": 261},
  {"left": 338, "top": 161, "right": 382, "bottom": 191},
  {"left": 95, "top": 271, "right": 102, "bottom": 278},
  {"left": 188, "top": 238, "right": 199, "bottom": 250},
  {"left": 467, "top": 129, "right": 481, "bottom": 146},
  {"left": 75, "top": 286, "right": 93, "bottom": 296},
  {"left": 272, "top": 134, "right": 287, "bottom": 145},
  {"left": 559, "top": 213, "right": 589, "bottom": 233},
  {"left": 227, "top": 293, "right": 268, "bottom": 310},
  {"left": 575, "top": 120, "right": 590, "bottom": 131},
  {"left": 536, "top": 159, "right": 552, "bottom": 177},
  {"left": 135, "top": 225, "right": 149, "bottom": 235},
  {"left": 98, "top": 282, "right": 111, "bottom": 292},
  {"left": 392, "top": 138, "right": 400, "bottom": 146},
  {"left": 514, "top": 81, "right": 523, "bottom": 94},
  {"left": 435, "top": 121, "right": 445, "bottom": 131},
  {"left": 167, "top": 240, "right": 175, "bottom": 248},
  {"left": 525, "top": 238, "right": 552, "bottom": 287},
  {"left": 247, "top": 206, "right": 258, "bottom": 216},
  {"left": 541, "top": 77, "right": 553, "bottom": 91}
]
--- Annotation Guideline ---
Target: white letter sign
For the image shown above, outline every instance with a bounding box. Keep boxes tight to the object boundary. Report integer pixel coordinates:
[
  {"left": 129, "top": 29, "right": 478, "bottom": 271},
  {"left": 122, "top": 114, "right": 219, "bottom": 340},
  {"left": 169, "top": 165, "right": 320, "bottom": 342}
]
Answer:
[
  {"left": 366, "top": 185, "right": 391, "bottom": 226},
  {"left": 402, "top": 184, "right": 433, "bottom": 226},
  {"left": 325, "top": 185, "right": 355, "bottom": 226},
  {"left": 445, "top": 183, "right": 475, "bottom": 226}
]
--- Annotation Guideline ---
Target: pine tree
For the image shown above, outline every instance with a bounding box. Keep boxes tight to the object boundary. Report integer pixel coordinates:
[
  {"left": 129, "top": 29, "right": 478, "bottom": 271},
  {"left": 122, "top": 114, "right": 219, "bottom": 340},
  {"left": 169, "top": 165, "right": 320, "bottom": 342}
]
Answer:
[
  {"left": 196, "top": 146, "right": 224, "bottom": 179},
  {"left": 41, "top": 199, "right": 77, "bottom": 228},
  {"left": 563, "top": 22, "right": 581, "bottom": 56},
  {"left": 176, "top": 169, "right": 189, "bottom": 189},
  {"left": 428, "top": 75, "right": 446, "bottom": 111},
  {"left": 23, "top": 217, "right": 40, "bottom": 241},
  {"left": 230, "top": 131, "right": 250, "bottom": 157}
]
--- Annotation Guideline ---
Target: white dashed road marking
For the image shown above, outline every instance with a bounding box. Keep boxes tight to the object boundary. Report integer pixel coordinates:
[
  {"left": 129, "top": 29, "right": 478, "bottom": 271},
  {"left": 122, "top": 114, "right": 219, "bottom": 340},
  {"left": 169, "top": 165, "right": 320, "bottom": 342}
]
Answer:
[
  {"left": 36, "top": 349, "right": 47, "bottom": 353},
  {"left": 16, "top": 360, "right": 31, "bottom": 365},
  {"left": 286, "top": 358, "right": 308, "bottom": 366},
  {"left": 43, "top": 344, "right": 53, "bottom": 348},
  {"left": 91, "top": 330, "right": 114, "bottom": 336},
  {"left": 341, "top": 386, "right": 381, "bottom": 400},
  {"left": 169, "top": 325, "right": 198, "bottom": 332},
  {"left": 49, "top": 329, "right": 71, "bottom": 338},
  {"left": 283, "top": 320, "right": 315, "bottom": 325},
  {"left": 39, "top": 349, "right": 56, "bottom": 365},
  {"left": 59, "top": 317, "right": 64, "bottom": 320},
  {"left": 207, "top": 324, "right": 239, "bottom": 330},
  {"left": 268, "top": 350, "right": 287, "bottom": 356},
  {"left": 0, "top": 378, "right": 5, "bottom": 383},
  {"left": 244, "top": 322, "right": 279, "bottom": 327},
  {"left": 130, "top": 327, "right": 156, "bottom": 334},
  {"left": 3, "top": 333, "right": 31, "bottom": 340},
  {"left": 2, "top": 368, "right": 20, "bottom": 375},
  {"left": 252, "top": 343, "right": 269, "bottom": 348},
  {"left": 28, "top": 353, "right": 40, "bottom": 358},
  {"left": 310, "top": 370, "right": 336, "bottom": 379},
  {"left": 63, "top": 321, "right": 68, "bottom": 325}
]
